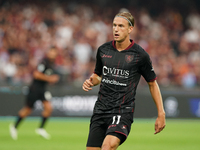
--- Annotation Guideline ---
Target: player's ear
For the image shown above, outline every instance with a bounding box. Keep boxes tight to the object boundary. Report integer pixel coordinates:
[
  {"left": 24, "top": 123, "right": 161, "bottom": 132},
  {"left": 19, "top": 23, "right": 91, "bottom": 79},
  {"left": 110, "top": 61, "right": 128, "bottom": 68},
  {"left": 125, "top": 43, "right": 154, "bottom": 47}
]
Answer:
[{"left": 128, "top": 26, "right": 133, "bottom": 34}]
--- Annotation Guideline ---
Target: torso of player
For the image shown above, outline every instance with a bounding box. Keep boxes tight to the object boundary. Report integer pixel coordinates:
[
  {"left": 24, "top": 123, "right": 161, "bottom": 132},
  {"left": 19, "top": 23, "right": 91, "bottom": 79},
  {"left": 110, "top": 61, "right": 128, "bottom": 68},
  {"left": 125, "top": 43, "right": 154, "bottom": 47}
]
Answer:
[
  {"left": 32, "top": 58, "right": 55, "bottom": 88},
  {"left": 94, "top": 40, "right": 149, "bottom": 114},
  {"left": 100, "top": 46, "right": 141, "bottom": 89}
]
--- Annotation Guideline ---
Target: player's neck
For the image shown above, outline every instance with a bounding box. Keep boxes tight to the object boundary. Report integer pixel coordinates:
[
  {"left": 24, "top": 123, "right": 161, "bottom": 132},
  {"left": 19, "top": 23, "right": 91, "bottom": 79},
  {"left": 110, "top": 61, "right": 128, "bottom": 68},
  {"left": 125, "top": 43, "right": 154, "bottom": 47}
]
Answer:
[{"left": 115, "top": 38, "right": 131, "bottom": 51}]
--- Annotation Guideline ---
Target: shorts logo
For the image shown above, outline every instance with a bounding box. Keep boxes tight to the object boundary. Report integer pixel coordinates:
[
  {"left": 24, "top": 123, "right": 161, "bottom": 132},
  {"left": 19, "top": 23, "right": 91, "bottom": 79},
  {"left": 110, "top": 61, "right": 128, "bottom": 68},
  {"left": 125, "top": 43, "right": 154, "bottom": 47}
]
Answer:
[
  {"left": 122, "top": 125, "right": 127, "bottom": 129},
  {"left": 125, "top": 55, "right": 133, "bottom": 63}
]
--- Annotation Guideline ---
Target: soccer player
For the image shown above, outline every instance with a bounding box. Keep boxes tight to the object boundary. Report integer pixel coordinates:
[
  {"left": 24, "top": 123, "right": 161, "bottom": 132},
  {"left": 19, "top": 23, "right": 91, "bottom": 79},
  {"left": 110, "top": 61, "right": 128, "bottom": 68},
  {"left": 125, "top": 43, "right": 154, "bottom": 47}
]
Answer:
[
  {"left": 82, "top": 12, "right": 166, "bottom": 150},
  {"left": 9, "top": 46, "right": 60, "bottom": 140}
]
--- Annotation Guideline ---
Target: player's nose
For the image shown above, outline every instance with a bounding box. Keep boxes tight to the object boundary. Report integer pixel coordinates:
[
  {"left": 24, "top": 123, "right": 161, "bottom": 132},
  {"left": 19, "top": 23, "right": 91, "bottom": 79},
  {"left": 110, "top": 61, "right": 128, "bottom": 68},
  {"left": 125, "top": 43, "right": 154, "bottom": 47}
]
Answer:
[{"left": 115, "top": 26, "right": 119, "bottom": 31}]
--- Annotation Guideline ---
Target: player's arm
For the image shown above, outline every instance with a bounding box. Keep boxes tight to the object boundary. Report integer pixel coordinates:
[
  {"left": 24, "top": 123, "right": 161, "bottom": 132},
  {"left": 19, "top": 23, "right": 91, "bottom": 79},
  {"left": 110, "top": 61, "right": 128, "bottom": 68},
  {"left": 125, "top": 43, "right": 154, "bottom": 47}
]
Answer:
[
  {"left": 33, "top": 70, "right": 59, "bottom": 84},
  {"left": 82, "top": 73, "right": 102, "bottom": 92},
  {"left": 148, "top": 80, "right": 166, "bottom": 134}
]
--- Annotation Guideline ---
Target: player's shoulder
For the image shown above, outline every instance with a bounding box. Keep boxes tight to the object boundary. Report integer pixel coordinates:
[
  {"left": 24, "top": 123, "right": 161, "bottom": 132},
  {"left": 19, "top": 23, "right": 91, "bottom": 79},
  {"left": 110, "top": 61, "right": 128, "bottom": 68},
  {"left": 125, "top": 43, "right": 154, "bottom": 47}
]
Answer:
[
  {"left": 37, "top": 58, "right": 48, "bottom": 71},
  {"left": 42, "top": 57, "right": 51, "bottom": 64},
  {"left": 132, "top": 42, "right": 150, "bottom": 57},
  {"left": 98, "top": 41, "right": 113, "bottom": 50},
  {"left": 132, "top": 43, "right": 147, "bottom": 54},
  {"left": 38, "top": 58, "right": 49, "bottom": 69}
]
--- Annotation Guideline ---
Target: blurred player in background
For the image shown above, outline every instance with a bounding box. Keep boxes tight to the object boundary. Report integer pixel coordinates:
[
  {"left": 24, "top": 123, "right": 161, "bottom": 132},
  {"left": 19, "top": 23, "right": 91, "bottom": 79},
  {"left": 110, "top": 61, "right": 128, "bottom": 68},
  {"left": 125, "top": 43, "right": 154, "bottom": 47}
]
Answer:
[
  {"left": 9, "top": 46, "right": 60, "bottom": 140},
  {"left": 82, "top": 12, "right": 166, "bottom": 150}
]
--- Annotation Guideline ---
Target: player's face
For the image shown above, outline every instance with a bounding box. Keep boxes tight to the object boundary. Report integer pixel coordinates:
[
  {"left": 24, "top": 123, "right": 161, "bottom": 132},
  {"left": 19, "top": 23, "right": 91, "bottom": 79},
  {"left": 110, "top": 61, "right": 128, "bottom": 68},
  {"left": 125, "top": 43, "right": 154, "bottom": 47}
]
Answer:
[
  {"left": 47, "top": 48, "right": 57, "bottom": 61},
  {"left": 113, "top": 17, "right": 133, "bottom": 42}
]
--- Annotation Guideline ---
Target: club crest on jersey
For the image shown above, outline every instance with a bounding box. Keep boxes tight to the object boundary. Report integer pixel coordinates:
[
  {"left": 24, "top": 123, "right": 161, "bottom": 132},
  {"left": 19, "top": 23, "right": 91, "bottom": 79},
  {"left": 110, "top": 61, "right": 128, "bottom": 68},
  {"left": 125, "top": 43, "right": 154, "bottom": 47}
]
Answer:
[{"left": 125, "top": 55, "right": 133, "bottom": 63}]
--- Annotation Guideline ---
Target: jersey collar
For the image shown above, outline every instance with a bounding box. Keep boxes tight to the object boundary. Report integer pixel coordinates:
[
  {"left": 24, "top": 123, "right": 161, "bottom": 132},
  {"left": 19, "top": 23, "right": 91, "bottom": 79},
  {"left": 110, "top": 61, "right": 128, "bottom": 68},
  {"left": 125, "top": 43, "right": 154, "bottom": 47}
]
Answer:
[{"left": 112, "top": 39, "right": 135, "bottom": 51}]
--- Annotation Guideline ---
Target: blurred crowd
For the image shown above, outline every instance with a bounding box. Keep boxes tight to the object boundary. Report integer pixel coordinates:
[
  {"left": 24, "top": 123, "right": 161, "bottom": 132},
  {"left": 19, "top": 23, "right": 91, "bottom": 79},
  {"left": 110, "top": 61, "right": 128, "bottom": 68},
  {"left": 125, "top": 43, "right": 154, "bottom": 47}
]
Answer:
[{"left": 0, "top": 0, "right": 199, "bottom": 88}]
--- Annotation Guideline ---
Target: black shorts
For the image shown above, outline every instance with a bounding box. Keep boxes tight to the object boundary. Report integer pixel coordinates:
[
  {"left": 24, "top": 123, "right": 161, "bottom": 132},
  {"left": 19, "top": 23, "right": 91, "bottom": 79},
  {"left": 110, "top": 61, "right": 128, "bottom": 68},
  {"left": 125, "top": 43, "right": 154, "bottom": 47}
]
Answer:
[
  {"left": 25, "top": 86, "right": 52, "bottom": 108},
  {"left": 86, "top": 112, "right": 134, "bottom": 147}
]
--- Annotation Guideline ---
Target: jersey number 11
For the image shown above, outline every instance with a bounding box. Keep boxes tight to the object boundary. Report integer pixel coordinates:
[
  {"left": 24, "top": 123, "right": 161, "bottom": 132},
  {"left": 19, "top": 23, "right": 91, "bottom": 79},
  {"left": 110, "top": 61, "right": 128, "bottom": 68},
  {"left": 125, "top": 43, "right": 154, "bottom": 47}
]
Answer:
[{"left": 112, "top": 115, "right": 121, "bottom": 124}]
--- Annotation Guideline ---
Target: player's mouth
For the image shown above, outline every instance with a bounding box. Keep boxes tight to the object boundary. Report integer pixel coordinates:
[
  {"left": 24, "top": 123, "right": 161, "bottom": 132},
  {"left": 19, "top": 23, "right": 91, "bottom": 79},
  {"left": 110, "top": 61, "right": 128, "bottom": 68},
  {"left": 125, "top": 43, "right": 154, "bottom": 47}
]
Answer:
[{"left": 114, "top": 34, "right": 120, "bottom": 38}]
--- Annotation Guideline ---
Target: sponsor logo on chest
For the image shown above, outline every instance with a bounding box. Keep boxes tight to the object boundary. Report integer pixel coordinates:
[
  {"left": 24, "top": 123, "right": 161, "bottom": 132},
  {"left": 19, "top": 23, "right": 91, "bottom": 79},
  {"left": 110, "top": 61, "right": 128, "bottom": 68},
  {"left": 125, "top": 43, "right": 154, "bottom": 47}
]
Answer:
[{"left": 103, "top": 66, "right": 129, "bottom": 78}]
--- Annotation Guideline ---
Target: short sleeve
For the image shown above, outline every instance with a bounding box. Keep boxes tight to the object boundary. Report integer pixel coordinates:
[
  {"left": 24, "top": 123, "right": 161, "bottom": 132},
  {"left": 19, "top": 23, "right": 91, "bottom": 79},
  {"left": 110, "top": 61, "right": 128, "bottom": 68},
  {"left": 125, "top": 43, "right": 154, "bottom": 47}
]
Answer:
[
  {"left": 94, "top": 48, "right": 103, "bottom": 76},
  {"left": 138, "top": 52, "right": 157, "bottom": 82}
]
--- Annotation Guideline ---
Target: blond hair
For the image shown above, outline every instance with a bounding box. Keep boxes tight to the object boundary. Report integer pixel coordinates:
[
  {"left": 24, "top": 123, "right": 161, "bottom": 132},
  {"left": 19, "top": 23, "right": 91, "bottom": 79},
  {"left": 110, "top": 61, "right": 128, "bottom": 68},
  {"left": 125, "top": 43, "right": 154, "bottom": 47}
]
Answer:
[{"left": 115, "top": 12, "right": 134, "bottom": 27}]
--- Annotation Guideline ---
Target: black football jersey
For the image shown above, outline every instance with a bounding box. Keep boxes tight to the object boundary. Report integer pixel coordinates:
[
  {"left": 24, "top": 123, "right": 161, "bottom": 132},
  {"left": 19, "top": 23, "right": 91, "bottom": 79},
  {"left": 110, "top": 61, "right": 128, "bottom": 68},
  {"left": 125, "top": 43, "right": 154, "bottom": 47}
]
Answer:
[
  {"left": 93, "top": 40, "right": 156, "bottom": 114},
  {"left": 31, "top": 58, "right": 55, "bottom": 88}
]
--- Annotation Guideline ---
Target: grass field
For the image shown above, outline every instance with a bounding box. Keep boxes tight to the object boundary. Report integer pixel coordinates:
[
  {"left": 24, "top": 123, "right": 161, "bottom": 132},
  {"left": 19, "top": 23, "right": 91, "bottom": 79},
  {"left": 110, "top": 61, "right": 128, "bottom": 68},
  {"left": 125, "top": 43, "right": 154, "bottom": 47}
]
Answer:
[{"left": 0, "top": 117, "right": 199, "bottom": 150}]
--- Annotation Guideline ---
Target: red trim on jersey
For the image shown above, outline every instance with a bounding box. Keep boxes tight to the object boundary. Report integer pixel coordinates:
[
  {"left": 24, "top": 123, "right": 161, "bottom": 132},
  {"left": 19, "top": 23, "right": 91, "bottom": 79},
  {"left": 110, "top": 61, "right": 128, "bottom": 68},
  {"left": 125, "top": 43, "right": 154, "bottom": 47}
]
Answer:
[
  {"left": 122, "top": 95, "right": 125, "bottom": 103},
  {"left": 132, "top": 107, "right": 134, "bottom": 112},
  {"left": 112, "top": 40, "right": 135, "bottom": 51},
  {"left": 149, "top": 77, "right": 157, "bottom": 82},
  {"left": 125, "top": 40, "right": 135, "bottom": 50},
  {"left": 115, "top": 131, "right": 127, "bottom": 138},
  {"left": 99, "top": 95, "right": 102, "bottom": 101},
  {"left": 115, "top": 61, "right": 120, "bottom": 80},
  {"left": 112, "top": 40, "right": 115, "bottom": 48},
  {"left": 119, "top": 94, "right": 125, "bottom": 113},
  {"left": 128, "top": 81, "right": 132, "bottom": 92}
]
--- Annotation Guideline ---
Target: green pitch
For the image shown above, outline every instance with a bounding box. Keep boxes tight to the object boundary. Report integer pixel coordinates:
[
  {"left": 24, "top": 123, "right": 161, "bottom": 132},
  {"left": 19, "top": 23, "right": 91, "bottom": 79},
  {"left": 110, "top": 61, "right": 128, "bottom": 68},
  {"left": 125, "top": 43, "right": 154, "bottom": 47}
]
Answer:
[{"left": 0, "top": 117, "right": 199, "bottom": 150}]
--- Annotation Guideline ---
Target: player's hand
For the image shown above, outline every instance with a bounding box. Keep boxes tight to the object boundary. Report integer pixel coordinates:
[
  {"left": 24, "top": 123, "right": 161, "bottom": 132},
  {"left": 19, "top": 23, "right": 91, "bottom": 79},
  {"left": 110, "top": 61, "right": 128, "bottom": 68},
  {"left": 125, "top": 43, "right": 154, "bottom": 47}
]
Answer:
[
  {"left": 154, "top": 114, "right": 166, "bottom": 134},
  {"left": 82, "top": 78, "right": 94, "bottom": 92},
  {"left": 49, "top": 74, "right": 60, "bottom": 84}
]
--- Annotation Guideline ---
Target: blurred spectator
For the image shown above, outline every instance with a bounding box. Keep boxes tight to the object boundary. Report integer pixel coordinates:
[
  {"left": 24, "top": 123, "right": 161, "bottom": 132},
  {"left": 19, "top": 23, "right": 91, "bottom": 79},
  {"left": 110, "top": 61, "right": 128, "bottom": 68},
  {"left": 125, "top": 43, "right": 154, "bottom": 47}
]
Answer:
[
  {"left": 1, "top": 54, "right": 17, "bottom": 84},
  {"left": 0, "top": 0, "right": 199, "bottom": 88}
]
